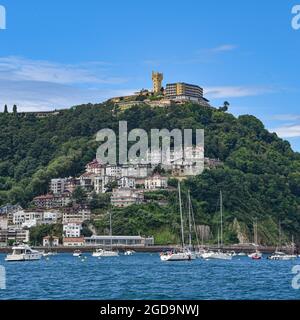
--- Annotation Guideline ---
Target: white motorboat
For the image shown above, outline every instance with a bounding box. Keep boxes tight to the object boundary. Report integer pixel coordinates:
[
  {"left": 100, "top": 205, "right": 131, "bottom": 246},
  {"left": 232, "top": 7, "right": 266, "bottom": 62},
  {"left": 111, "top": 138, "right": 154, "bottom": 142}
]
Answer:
[
  {"left": 160, "top": 249, "right": 195, "bottom": 261},
  {"left": 92, "top": 248, "right": 118, "bottom": 257},
  {"left": 124, "top": 250, "right": 135, "bottom": 256},
  {"left": 237, "top": 252, "right": 246, "bottom": 256},
  {"left": 73, "top": 250, "right": 82, "bottom": 257},
  {"left": 202, "top": 250, "right": 232, "bottom": 260},
  {"left": 268, "top": 251, "right": 297, "bottom": 260},
  {"left": 5, "top": 244, "right": 43, "bottom": 262}
]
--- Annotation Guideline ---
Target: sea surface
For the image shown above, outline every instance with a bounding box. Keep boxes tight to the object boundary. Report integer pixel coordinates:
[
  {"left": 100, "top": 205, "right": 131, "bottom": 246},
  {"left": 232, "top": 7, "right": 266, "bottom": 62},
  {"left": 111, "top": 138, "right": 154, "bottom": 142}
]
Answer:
[{"left": 0, "top": 253, "right": 300, "bottom": 300}]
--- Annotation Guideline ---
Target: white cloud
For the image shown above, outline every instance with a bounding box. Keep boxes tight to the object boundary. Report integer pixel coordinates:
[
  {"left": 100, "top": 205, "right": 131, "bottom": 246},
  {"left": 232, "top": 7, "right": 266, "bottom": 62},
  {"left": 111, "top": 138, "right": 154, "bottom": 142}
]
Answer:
[
  {"left": 0, "top": 80, "right": 135, "bottom": 111},
  {"left": 205, "top": 86, "right": 274, "bottom": 98},
  {"left": 272, "top": 125, "right": 300, "bottom": 138},
  {"left": 0, "top": 56, "right": 127, "bottom": 85},
  {"left": 270, "top": 114, "right": 300, "bottom": 121},
  {"left": 209, "top": 44, "right": 237, "bottom": 53},
  {"left": 0, "top": 56, "right": 134, "bottom": 111}
]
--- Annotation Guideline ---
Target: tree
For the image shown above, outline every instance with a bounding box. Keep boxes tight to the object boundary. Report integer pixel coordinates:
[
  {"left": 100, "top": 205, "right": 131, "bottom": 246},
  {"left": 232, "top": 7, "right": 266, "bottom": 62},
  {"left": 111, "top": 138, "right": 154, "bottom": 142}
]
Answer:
[
  {"left": 219, "top": 101, "right": 230, "bottom": 112},
  {"left": 72, "top": 186, "right": 87, "bottom": 204},
  {"left": 13, "top": 104, "right": 17, "bottom": 115},
  {"left": 4, "top": 105, "right": 8, "bottom": 113}
]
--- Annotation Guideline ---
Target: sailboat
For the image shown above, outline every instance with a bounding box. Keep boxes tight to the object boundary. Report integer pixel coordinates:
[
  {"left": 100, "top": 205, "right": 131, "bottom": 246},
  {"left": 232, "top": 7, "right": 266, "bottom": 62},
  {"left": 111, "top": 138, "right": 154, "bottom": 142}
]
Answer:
[
  {"left": 268, "top": 223, "right": 296, "bottom": 260},
  {"left": 92, "top": 211, "right": 119, "bottom": 257},
  {"left": 201, "top": 191, "right": 232, "bottom": 260},
  {"left": 160, "top": 182, "right": 195, "bottom": 261},
  {"left": 248, "top": 218, "right": 262, "bottom": 260}
]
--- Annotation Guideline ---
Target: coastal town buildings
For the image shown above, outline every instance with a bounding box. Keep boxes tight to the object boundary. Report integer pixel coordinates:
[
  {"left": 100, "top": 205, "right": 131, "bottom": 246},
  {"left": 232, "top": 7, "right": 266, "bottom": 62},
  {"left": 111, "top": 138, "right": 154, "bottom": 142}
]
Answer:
[
  {"left": 0, "top": 228, "right": 30, "bottom": 244},
  {"left": 33, "top": 193, "right": 72, "bottom": 209},
  {"left": 42, "top": 236, "right": 60, "bottom": 247},
  {"left": 144, "top": 174, "right": 168, "bottom": 190},
  {"left": 111, "top": 188, "right": 144, "bottom": 207},
  {"left": 62, "top": 205, "right": 91, "bottom": 223},
  {"left": 85, "top": 235, "right": 154, "bottom": 247},
  {"left": 63, "top": 236, "right": 85, "bottom": 246},
  {"left": 63, "top": 222, "right": 82, "bottom": 238}
]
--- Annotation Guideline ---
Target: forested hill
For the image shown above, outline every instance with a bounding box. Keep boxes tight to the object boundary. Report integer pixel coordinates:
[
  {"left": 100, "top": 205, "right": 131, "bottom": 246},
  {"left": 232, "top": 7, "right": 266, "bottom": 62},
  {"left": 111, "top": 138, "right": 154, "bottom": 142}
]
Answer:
[{"left": 1, "top": 102, "right": 300, "bottom": 244}]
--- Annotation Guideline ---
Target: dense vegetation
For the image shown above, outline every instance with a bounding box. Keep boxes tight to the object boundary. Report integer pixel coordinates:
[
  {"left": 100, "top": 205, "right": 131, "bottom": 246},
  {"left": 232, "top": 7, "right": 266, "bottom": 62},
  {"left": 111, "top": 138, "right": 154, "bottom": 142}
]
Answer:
[{"left": 1, "top": 102, "right": 300, "bottom": 245}]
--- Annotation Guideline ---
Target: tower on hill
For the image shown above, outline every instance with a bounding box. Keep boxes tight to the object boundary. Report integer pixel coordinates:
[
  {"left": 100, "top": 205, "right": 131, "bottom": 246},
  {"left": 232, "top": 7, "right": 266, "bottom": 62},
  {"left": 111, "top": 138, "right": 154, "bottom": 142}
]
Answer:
[{"left": 152, "top": 71, "right": 163, "bottom": 94}]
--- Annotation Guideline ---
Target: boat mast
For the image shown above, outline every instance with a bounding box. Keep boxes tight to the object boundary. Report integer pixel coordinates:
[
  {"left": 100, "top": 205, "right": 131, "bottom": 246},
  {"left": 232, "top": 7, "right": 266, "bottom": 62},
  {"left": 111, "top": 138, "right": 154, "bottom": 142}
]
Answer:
[
  {"left": 178, "top": 182, "right": 185, "bottom": 249},
  {"left": 110, "top": 211, "right": 112, "bottom": 250},
  {"left": 278, "top": 221, "right": 281, "bottom": 252},
  {"left": 220, "top": 190, "right": 223, "bottom": 247},
  {"left": 188, "top": 190, "right": 192, "bottom": 249}
]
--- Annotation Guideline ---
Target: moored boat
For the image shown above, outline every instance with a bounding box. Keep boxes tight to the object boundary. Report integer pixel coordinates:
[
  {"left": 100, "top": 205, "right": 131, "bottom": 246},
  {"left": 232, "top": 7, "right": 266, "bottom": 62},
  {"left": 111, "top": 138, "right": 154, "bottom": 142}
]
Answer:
[
  {"left": 73, "top": 250, "right": 82, "bottom": 257},
  {"left": 5, "top": 244, "right": 43, "bottom": 262},
  {"left": 92, "top": 248, "right": 118, "bottom": 257}
]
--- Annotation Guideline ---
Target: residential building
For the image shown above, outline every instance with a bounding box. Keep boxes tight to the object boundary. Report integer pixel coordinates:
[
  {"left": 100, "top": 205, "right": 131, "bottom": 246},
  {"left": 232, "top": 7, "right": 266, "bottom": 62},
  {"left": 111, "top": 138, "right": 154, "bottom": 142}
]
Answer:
[
  {"left": 85, "top": 235, "right": 154, "bottom": 247},
  {"left": 111, "top": 188, "right": 144, "bottom": 207},
  {"left": 0, "top": 228, "right": 30, "bottom": 244},
  {"left": 63, "top": 237, "right": 85, "bottom": 246},
  {"left": 63, "top": 222, "right": 82, "bottom": 238},
  {"left": 0, "top": 204, "right": 22, "bottom": 215},
  {"left": 117, "top": 176, "right": 136, "bottom": 189},
  {"left": 13, "top": 209, "right": 43, "bottom": 228},
  {"left": 43, "top": 210, "right": 62, "bottom": 224},
  {"left": 33, "top": 193, "right": 72, "bottom": 209},
  {"left": 63, "top": 205, "right": 91, "bottom": 223},
  {"left": 43, "top": 236, "right": 60, "bottom": 247},
  {"left": 86, "top": 159, "right": 105, "bottom": 175},
  {"left": 64, "top": 177, "right": 79, "bottom": 193},
  {"left": 105, "top": 165, "right": 122, "bottom": 178},
  {"left": 50, "top": 178, "right": 67, "bottom": 194},
  {"left": 121, "top": 164, "right": 151, "bottom": 178},
  {"left": 0, "top": 215, "right": 8, "bottom": 230},
  {"left": 144, "top": 174, "right": 168, "bottom": 190},
  {"left": 79, "top": 172, "right": 95, "bottom": 192},
  {"left": 94, "top": 175, "right": 114, "bottom": 194},
  {"left": 165, "top": 82, "right": 204, "bottom": 102}
]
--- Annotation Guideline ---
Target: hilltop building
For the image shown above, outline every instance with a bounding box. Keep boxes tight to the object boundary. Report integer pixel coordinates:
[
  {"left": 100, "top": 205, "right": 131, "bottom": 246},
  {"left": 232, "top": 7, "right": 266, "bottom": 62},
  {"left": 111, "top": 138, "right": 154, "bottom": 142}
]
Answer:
[
  {"left": 108, "top": 71, "right": 210, "bottom": 109},
  {"left": 152, "top": 71, "right": 164, "bottom": 94},
  {"left": 165, "top": 82, "right": 204, "bottom": 102}
]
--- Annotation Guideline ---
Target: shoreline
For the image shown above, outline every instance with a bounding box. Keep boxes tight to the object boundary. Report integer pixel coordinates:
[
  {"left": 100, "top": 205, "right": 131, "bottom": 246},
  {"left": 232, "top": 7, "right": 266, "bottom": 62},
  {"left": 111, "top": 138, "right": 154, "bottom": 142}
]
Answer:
[{"left": 0, "top": 244, "right": 296, "bottom": 254}]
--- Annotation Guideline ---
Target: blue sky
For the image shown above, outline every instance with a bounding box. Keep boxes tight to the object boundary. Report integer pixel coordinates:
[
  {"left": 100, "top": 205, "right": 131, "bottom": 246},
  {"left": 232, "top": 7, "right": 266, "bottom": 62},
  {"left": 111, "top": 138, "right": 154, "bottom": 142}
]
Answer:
[{"left": 1, "top": 0, "right": 300, "bottom": 150}]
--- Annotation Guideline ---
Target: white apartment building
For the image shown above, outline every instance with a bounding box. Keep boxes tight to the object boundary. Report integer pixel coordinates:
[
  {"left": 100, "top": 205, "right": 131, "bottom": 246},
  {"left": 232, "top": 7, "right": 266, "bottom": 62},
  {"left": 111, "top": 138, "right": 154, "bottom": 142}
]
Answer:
[
  {"left": 105, "top": 165, "right": 122, "bottom": 178},
  {"left": 121, "top": 164, "right": 151, "bottom": 178},
  {"left": 94, "top": 175, "right": 115, "bottom": 194},
  {"left": 50, "top": 178, "right": 67, "bottom": 194},
  {"left": 144, "top": 174, "right": 168, "bottom": 190},
  {"left": 117, "top": 176, "right": 136, "bottom": 189},
  {"left": 43, "top": 210, "right": 61, "bottom": 224},
  {"left": 43, "top": 236, "right": 60, "bottom": 247},
  {"left": 63, "top": 222, "right": 82, "bottom": 238},
  {"left": 13, "top": 210, "right": 43, "bottom": 228}
]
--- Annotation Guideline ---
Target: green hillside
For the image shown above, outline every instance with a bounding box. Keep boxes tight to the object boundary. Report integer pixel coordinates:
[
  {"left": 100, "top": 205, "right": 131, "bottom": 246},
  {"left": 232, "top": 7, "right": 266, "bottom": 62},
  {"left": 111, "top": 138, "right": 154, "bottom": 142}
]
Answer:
[{"left": 1, "top": 102, "right": 300, "bottom": 245}]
